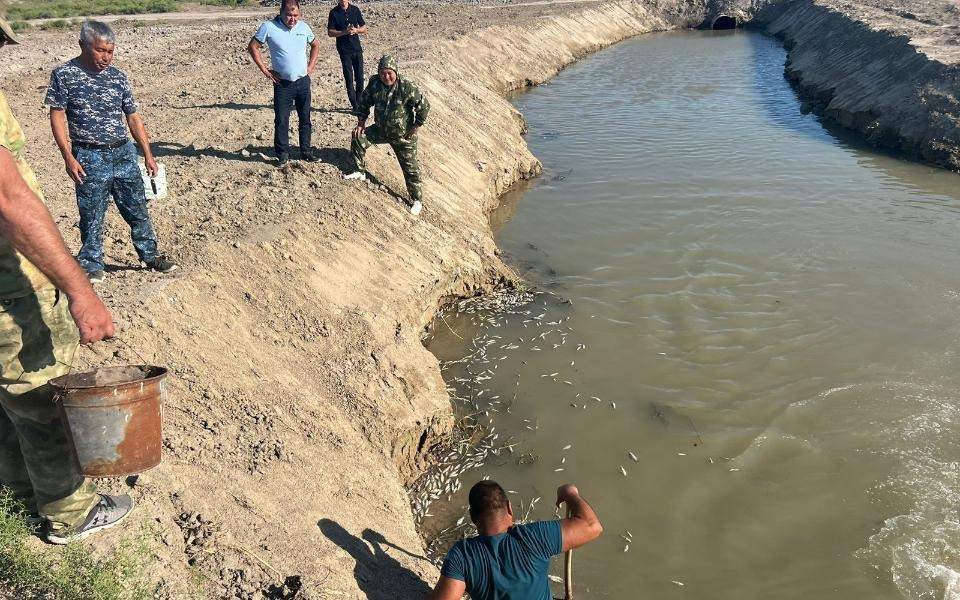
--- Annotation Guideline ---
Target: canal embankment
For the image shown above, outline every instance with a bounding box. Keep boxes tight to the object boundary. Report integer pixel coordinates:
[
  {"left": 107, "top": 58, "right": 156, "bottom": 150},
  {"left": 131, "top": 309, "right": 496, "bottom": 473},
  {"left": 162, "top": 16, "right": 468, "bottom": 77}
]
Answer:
[{"left": 749, "top": 0, "right": 960, "bottom": 170}]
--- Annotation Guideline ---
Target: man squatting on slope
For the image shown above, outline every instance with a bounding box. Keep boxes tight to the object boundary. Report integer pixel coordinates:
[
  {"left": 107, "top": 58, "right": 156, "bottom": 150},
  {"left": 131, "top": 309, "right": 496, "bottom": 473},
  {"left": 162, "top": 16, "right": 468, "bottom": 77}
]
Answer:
[
  {"left": 249, "top": 0, "right": 321, "bottom": 167},
  {"left": 345, "top": 55, "right": 430, "bottom": 216},
  {"left": 431, "top": 481, "right": 603, "bottom": 600},
  {"left": 327, "top": 0, "right": 368, "bottom": 112},
  {"left": 46, "top": 20, "right": 178, "bottom": 284},
  {"left": 0, "top": 18, "right": 133, "bottom": 545}
]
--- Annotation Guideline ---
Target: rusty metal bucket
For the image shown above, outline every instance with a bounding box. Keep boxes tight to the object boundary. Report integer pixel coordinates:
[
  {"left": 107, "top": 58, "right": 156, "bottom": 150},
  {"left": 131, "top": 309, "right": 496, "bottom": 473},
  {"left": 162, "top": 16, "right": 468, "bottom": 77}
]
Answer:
[{"left": 50, "top": 365, "right": 166, "bottom": 477}]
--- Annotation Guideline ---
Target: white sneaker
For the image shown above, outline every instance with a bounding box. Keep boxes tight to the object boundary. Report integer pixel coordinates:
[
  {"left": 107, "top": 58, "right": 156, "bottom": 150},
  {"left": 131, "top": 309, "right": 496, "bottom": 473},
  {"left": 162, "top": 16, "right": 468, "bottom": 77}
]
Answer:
[
  {"left": 410, "top": 201, "right": 422, "bottom": 216},
  {"left": 343, "top": 171, "right": 366, "bottom": 181}
]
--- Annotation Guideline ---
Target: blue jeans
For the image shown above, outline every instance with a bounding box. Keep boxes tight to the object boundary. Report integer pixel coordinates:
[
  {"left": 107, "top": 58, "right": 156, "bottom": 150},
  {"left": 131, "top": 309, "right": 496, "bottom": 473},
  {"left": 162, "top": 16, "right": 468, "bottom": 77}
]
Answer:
[
  {"left": 273, "top": 76, "right": 312, "bottom": 157},
  {"left": 72, "top": 141, "right": 158, "bottom": 273}
]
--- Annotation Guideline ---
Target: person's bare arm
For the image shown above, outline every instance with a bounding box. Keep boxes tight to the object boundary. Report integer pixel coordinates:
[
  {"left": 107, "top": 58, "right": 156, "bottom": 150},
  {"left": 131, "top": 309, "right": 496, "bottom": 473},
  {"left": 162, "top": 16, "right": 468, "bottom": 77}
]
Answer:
[
  {"left": 126, "top": 112, "right": 157, "bottom": 177},
  {"left": 307, "top": 38, "right": 320, "bottom": 75},
  {"left": 50, "top": 108, "right": 85, "bottom": 185},
  {"left": 0, "top": 148, "right": 114, "bottom": 343},
  {"left": 429, "top": 576, "right": 466, "bottom": 600},
  {"left": 556, "top": 484, "right": 603, "bottom": 551},
  {"left": 248, "top": 38, "right": 279, "bottom": 83}
]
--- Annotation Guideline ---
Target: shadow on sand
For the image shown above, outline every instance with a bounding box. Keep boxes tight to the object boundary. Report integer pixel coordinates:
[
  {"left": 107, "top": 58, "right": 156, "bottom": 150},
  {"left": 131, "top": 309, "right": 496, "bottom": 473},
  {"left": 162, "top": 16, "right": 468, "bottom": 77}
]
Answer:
[
  {"left": 317, "top": 518, "right": 433, "bottom": 600},
  {"left": 166, "top": 101, "right": 356, "bottom": 115},
  {"left": 153, "top": 142, "right": 354, "bottom": 170}
]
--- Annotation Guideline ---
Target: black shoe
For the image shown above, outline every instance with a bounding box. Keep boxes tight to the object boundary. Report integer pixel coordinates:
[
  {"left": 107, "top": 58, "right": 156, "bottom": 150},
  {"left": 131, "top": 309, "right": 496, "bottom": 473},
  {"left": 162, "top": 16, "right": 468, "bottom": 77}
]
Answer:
[
  {"left": 300, "top": 148, "right": 319, "bottom": 163},
  {"left": 277, "top": 153, "right": 290, "bottom": 167},
  {"left": 87, "top": 270, "right": 105, "bottom": 284},
  {"left": 144, "top": 254, "right": 178, "bottom": 273}
]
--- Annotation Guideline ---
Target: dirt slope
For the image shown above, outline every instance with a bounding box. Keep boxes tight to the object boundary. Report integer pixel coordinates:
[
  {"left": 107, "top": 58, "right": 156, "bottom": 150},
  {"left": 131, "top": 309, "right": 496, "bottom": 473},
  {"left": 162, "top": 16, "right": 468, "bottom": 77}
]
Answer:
[{"left": 1, "top": 1, "right": 705, "bottom": 596}]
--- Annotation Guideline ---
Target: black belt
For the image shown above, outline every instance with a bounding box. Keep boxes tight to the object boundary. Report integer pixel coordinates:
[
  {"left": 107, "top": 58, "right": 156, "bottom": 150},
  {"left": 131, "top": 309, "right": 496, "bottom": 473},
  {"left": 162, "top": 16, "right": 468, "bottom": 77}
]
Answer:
[{"left": 74, "top": 139, "right": 129, "bottom": 150}]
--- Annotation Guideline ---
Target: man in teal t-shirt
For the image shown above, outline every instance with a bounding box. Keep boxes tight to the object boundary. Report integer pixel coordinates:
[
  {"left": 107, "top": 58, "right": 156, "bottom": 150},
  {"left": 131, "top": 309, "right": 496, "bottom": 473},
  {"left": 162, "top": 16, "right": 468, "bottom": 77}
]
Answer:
[{"left": 431, "top": 481, "right": 603, "bottom": 600}]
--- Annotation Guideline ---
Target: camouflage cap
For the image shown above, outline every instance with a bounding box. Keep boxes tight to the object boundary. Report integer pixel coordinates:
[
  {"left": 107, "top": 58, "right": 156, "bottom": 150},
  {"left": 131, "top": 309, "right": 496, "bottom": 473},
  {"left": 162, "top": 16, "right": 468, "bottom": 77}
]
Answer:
[
  {"left": 0, "top": 18, "right": 19, "bottom": 45},
  {"left": 378, "top": 54, "right": 398, "bottom": 74}
]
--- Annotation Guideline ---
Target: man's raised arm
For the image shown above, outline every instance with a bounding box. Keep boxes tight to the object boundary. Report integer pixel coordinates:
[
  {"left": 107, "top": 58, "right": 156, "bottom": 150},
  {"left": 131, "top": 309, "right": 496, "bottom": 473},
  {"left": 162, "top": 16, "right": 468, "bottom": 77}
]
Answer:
[{"left": 556, "top": 483, "right": 603, "bottom": 551}]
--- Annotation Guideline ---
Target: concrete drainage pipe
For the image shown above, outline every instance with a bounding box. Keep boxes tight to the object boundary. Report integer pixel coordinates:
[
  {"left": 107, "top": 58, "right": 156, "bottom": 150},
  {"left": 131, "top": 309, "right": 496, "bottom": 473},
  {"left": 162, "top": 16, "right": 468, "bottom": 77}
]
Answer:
[{"left": 712, "top": 15, "right": 738, "bottom": 29}]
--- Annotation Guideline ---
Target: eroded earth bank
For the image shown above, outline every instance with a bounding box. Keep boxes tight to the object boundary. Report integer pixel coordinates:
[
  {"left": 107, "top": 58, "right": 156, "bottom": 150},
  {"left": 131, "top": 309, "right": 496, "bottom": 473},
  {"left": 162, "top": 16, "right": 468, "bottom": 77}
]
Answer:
[{"left": 1, "top": 0, "right": 958, "bottom": 596}]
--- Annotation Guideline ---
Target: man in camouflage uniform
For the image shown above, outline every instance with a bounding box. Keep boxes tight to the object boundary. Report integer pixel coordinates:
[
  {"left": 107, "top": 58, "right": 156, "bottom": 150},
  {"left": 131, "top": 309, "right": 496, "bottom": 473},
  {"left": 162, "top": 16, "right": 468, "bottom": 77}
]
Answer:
[
  {"left": 0, "top": 18, "right": 132, "bottom": 544},
  {"left": 46, "top": 20, "right": 177, "bottom": 284},
  {"left": 345, "top": 55, "right": 430, "bottom": 216}
]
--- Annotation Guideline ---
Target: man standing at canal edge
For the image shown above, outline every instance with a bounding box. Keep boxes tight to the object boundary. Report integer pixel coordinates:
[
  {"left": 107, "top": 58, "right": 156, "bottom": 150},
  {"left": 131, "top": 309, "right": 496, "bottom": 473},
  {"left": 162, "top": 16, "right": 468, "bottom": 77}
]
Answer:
[
  {"left": 249, "top": 0, "right": 321, "bottom": 166},
  {"left": 345, "top": 54, "right": 430, "bottom": 216},
  {"left": 45, "top": 20, "right": 178, "bottom": 284},
  {"left": 430, "top": 481, "right": 603, "bottom": 600},
  {"left": 327, "top": 0, "right": 368, "bottom": 112},
  {"left": 0, "top": 18, "right": 133, "bottom": 544}
]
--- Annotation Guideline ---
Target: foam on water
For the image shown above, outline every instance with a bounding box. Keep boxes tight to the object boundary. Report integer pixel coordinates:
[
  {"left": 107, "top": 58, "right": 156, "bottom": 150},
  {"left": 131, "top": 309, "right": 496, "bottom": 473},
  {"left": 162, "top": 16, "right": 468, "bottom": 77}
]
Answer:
[{"left": 858, "top": 388, "right": 960, "bottom": 600}]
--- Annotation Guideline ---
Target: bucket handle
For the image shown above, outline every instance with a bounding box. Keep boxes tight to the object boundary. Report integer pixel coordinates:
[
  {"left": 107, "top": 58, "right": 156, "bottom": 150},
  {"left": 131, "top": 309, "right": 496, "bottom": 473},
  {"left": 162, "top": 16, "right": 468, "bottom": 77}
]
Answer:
[
  {"left": 51, "top": 336, "right": 154, "bottom": 402},
  {"left": 55, "top": 336, "right": 152, "bottom": 376}
]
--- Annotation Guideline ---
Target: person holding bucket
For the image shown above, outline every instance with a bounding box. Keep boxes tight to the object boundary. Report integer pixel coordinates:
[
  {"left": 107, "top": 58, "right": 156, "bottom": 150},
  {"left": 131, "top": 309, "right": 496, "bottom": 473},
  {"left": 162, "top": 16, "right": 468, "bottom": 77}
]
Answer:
[{"left": 0, "top": 18, "right": 133, "bottom": 545}]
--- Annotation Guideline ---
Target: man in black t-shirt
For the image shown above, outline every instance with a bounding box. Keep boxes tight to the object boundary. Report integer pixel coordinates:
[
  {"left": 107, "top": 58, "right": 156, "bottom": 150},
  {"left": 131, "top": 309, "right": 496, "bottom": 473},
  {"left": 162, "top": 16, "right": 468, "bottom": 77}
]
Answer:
[{"left": 327, "top": 0, "right": 367, "bottom": 111}]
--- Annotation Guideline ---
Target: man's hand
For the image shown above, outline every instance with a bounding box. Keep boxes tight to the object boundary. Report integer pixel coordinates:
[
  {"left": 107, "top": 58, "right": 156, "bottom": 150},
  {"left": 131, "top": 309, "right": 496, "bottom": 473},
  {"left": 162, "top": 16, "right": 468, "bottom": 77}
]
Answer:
[
  {"left": 65, "top": 157, "right": 86, "bottom": 185},
  {"left": 66, "top": 287, "right": 115, "bottom": 345},
  {"left": 404, "top": 126, "right": 419, "bottom": 141},
  {"left": 262, "top": 68, "right": 280, "bottom": 84},
  {"left": 352, "top": 123, "right": 366, "bottom": 140},
  {"left": 307, "top": 63, "right": 316, "bottom": 77},
  {"left": 145, "top": 155, "right": 158, "bottom": 178},
  {"left": 556, "top": 483, "right": 580, "bottom": 507}
]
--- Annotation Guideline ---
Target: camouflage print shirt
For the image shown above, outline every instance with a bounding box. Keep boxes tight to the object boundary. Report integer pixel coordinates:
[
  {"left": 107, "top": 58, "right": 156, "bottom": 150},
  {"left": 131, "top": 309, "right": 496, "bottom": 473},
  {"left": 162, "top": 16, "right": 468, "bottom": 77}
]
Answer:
[
  {"left": 44, "top": 59, "right": 137, "bottom": 145},
  {"left": 357, "top": 75, "right": 430, "bottom": 141},
  {"left": 0, "top": 91, "right": 53, "bottom": 299}
]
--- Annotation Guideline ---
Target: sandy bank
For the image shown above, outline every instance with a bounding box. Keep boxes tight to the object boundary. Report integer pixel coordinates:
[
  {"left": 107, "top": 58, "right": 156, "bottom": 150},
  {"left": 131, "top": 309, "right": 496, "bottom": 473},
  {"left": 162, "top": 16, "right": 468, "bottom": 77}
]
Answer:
[{"left": 3, "top": 0, "right": 704, "bottom": 596}]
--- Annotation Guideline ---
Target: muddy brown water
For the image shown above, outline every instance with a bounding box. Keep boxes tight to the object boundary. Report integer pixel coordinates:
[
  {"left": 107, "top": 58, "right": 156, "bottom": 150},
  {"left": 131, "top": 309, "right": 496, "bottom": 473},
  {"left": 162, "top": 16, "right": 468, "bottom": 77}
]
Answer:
[{"left": 425, "top": 30, "right": 960, "bottom": 600}]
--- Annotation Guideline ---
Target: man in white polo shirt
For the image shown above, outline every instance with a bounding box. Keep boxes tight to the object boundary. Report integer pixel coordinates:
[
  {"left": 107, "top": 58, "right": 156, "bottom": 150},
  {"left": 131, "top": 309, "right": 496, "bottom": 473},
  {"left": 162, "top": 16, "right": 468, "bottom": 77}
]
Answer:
[{"left": 248, "top": 0, "right": 321, "bottom": 166}]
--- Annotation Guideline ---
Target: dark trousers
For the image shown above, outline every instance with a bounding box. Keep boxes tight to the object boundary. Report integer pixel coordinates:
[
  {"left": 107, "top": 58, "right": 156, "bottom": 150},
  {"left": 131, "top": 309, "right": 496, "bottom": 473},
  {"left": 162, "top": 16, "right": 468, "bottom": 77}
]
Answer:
[
  {"left": 339, "top": 52, "right": 364, "bottom": 110},
  {"left": 273, "top": 75, "right": 312, "bottom": 158}
]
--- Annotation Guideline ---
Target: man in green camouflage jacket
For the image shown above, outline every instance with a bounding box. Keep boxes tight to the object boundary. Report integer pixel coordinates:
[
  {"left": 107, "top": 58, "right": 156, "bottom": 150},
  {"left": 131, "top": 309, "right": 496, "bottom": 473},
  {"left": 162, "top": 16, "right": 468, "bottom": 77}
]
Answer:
[{"left": 345, "top": 55, "right": 430, "bottom": 216}]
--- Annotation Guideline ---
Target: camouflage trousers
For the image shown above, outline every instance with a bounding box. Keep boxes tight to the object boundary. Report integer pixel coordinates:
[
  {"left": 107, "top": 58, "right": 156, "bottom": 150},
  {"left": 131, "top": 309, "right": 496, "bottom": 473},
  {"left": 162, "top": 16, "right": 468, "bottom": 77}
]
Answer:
[
  {"left": 351, "top": 125, "right": 423, "bottom": 203},
  {"left": 0, "top": 287, "right": 97, "bottom": 530},
  {"left": 73, "top": 141, "right": 159, "bottom": 273}
]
